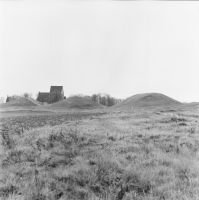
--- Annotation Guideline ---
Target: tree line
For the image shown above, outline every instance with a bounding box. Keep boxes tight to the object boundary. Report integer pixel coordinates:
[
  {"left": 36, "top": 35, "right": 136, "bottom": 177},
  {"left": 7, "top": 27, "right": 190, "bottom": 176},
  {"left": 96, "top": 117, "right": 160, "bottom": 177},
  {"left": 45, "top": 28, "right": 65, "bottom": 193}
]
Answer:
[
  {"left": 70, "top": 93, "right": 123, "bottom": 107},
  {"left": 1, "top": 92, "right": 123, "bottom": 107},
  {"left": 5, "top": 93, "right": 33, "bottom": 103}
]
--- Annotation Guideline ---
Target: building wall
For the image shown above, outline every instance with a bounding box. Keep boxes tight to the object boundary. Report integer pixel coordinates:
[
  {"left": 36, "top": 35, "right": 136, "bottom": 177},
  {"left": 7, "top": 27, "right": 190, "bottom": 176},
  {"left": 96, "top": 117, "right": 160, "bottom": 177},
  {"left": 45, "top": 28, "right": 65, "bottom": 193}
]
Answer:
[{"left": 61, "top": 89, "right": 64, "bottom": 100}]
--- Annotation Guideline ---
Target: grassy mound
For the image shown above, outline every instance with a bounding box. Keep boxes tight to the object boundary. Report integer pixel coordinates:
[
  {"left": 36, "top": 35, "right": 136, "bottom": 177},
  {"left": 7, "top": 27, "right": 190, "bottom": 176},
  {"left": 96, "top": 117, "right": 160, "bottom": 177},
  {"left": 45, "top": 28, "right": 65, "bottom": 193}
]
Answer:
[
  {"left": 26, "top": 98, "right": 42, "bottom": 106},
  {"left": 46, "top": 96, "right": 105, "bottom": 110},
  {"left": 0, "top": 98, "right": 40, "bottom": 109},
  {"left": 180, "top": 102, "right": 199, "bottom": 110},
  {"left": 112, "top": 93, "right": 182, "bottom": 110}
]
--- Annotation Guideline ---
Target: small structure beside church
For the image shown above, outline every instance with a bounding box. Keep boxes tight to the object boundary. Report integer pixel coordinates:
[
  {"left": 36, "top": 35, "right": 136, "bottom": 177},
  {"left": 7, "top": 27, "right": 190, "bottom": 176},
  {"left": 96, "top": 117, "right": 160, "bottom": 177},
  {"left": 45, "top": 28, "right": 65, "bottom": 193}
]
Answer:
[{"left": 37, "top": 86, "right": 64, "bottom": 104}]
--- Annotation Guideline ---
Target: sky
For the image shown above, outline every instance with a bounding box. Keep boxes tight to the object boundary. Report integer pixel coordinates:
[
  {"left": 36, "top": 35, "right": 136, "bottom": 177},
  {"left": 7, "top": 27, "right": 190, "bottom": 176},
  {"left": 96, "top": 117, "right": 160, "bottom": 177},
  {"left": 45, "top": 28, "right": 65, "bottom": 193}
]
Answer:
[{"left": 0, "top": 1, "right": 199, "bottom": 103}]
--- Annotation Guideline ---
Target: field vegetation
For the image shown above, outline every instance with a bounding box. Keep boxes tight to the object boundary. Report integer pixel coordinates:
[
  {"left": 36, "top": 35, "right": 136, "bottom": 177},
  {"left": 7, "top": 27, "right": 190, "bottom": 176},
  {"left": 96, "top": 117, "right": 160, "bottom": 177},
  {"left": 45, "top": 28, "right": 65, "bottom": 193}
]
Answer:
[{"left": 0, "top": 109, "right": 199, "bottom": 200}]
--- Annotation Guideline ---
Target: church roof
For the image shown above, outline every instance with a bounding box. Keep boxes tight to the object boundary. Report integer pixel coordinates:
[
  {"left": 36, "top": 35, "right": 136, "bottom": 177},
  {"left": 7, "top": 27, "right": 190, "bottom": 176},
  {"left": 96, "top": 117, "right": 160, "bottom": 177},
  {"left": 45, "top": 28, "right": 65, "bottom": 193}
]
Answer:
[
  {"left": 37, "top": 92, "right": 50, "bottom": 103},
  {"left": 50, "top": 86, "right": 63, "bottom": 93}
]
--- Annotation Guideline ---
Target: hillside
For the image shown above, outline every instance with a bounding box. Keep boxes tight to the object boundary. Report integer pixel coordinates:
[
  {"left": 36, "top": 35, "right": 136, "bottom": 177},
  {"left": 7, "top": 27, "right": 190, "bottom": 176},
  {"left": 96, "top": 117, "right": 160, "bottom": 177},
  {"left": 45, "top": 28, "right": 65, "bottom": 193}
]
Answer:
[
  {"left": 46, "top": 96, "right": 105, "bottom": 110},
  {"left": 0, "top": 97, "right": 40, "bottom": 109},
  {"left": 112, "top": 93, "right": 182, "bottom": 109},
  {"left": 26, "top": 97, "right": 42, "bottom": 106},
  {"left": 180, "top": 102, "right": 199, "bottom": 110}
]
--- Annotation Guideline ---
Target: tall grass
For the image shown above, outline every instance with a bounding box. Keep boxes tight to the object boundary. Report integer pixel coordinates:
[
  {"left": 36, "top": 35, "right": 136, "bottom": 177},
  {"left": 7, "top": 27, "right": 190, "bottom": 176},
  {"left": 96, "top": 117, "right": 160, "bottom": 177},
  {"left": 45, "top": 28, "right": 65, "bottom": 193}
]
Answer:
[{"left": 0, "top": 110, "right": 199, "bottom": 199}]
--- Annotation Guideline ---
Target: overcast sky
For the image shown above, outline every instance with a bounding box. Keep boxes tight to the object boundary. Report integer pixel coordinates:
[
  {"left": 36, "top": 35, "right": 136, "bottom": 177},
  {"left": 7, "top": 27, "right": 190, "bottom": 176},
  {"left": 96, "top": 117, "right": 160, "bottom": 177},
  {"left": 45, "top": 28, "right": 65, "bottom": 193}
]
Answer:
[{"left": 0, "top": 1, "right": 199, "bottom": 102}]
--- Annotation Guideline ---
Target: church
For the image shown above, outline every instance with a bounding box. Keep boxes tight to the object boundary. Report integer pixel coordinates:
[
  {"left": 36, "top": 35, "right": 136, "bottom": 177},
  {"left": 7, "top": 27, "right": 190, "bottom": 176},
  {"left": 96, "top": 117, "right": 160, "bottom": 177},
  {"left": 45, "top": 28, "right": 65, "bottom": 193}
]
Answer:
[{"left": 37, "top": 86, "right": 65, "bottom": 104}]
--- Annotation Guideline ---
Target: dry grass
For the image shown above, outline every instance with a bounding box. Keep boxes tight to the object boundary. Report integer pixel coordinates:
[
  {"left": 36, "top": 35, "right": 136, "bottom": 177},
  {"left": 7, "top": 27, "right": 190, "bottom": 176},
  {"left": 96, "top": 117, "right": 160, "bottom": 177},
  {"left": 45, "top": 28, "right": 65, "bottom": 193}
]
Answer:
[{"left": 0, "top": 109, "right": 199, "bottom": 200}]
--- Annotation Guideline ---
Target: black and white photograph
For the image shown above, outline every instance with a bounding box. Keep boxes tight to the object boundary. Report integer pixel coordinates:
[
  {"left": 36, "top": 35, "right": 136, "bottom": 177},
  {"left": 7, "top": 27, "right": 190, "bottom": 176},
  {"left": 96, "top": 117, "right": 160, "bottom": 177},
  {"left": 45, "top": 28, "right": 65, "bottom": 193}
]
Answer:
[{"left": 0, "top": 0, "right": 199, "bottom": 199}]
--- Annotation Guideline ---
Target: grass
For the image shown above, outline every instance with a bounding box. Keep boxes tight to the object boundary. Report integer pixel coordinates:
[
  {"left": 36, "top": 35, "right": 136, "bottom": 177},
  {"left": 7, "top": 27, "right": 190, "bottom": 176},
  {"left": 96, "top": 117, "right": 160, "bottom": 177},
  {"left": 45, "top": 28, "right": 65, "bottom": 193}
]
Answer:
[
  {"left": 0, "top": 109, "right": 199, "bottom": 199},
  {"left": 46, "top": 96, "right": 106, "bottom": 110}
]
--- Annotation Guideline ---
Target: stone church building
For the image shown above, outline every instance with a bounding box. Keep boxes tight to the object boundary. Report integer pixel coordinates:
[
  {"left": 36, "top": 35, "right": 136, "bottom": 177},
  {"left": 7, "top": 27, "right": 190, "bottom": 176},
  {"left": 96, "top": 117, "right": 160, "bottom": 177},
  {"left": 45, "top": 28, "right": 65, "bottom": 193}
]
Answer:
[{"left": 37, "top": 86, "right": 65, "bottom": 104}]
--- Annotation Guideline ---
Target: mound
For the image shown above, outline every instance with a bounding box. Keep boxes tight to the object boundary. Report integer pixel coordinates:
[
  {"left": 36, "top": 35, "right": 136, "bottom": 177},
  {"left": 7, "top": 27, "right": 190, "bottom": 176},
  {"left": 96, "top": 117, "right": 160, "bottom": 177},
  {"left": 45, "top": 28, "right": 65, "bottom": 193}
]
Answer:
[
  {"left": 112, "top": 93, "right": 182, "bottom": 110},
  {"left": 46, "top": 96, "right": 105, "bottom": 110},
  {"left": 178, "top": 102, "right": 199, "bottom": 111},
  {"left": 182, "top": 102, "right": 199, "bottom": 109},
  {"left": 26, "top": 97, "right": 42, "bottom": 106},
  {"left": 0, "top": 97, "right": 40, "bottom": 109}
]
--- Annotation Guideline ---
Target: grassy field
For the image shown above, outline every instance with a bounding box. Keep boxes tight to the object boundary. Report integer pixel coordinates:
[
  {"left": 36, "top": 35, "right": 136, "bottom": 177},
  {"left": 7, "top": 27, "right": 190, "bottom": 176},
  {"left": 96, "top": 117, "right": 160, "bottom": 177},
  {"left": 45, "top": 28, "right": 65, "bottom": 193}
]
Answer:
[{"left": 0, "top": 109, "right": 199, "bottom": 200}]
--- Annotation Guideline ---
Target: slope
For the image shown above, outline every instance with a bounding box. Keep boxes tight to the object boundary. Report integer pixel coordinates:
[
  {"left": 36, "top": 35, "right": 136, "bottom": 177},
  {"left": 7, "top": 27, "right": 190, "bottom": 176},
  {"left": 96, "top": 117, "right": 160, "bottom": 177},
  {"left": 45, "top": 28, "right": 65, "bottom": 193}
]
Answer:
[
  {"left": 46, "top": 96, "right": 105, "bottom": 110},
  {"left": 26, "top": 97, "right": 42, "bottom": 106},
  {"left": 112, "top": 93, "right": 182, "bottom": 110},
  {"left": 181, "top": 102, "right": 199, "bottom": 110},
  {"left": 0, "top": 97, "right": 40, "bottom": 109}
]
